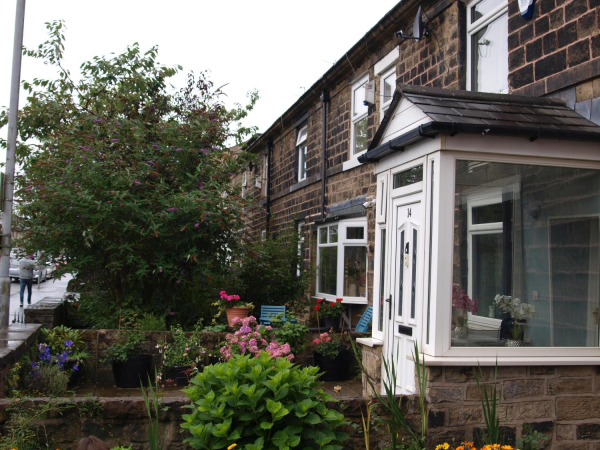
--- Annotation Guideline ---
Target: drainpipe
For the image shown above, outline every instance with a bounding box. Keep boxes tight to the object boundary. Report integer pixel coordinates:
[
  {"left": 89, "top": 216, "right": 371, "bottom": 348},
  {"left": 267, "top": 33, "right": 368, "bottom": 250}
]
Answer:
[
  {"left": 320, "top": 90, "right": 329, "bottom": 220},
  {"left": 266, "top": 138, "right": 273, "bottom": 233}
]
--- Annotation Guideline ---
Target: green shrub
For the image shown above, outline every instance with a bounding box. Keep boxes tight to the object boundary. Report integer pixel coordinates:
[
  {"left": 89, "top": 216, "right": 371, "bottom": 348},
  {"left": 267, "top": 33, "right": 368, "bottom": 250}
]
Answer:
[
  {"left": 22, "top": 364, "right": 69, "bottom": 397},
  {"left": 102, "top": 331, "right": 146, "bottom": 364},
  {"left": 272, "top": 320, "right": 309, "bottom": 355},
  {"left": 137, "top": 312, "right": 167, "bottom": 331},
  {"left": 181, "top": 353, "right": 349, "bottom": 449}
]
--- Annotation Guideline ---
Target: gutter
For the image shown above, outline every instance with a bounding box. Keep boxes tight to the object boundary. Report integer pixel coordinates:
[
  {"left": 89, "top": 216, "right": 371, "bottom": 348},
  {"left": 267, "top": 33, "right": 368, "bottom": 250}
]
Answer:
[
  {"left": 266, "top": 138, "right": 273, "bottom": 231},
  {"left": 358, "top": 121, "right": 600, "bottom": 163},
  {"left": 320, "top": 91, "right": 329, "bottom": 220}
]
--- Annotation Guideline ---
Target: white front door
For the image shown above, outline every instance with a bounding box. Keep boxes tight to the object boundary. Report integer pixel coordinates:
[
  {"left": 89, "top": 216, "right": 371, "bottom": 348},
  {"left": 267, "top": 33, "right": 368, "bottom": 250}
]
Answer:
[{"left": 384, "top": 192, "right": 424, "bottom": 394}]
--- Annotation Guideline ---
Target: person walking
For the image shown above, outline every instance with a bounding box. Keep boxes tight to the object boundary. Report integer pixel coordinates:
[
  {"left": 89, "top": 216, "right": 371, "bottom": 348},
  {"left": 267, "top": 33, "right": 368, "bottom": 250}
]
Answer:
[{"left": 18, "top": 255, "right": 37, "bottom": 307}]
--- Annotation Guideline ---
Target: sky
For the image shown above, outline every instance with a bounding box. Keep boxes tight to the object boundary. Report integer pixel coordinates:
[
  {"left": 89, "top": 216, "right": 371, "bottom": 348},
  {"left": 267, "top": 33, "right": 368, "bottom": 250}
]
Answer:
[{"left": 0, "top": 0, "right": 401, "bottom": 160}]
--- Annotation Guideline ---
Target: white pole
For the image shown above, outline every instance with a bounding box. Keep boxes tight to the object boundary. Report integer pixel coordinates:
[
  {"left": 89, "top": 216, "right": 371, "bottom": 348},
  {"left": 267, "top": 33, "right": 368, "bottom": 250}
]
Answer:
[{"left": 0, "top": 0, "right": 26, "bottom": 328}]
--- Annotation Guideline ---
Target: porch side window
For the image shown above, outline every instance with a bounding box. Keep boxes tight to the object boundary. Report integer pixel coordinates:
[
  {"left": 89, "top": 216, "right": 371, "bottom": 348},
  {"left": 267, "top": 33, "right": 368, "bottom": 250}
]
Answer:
[
  {"left": 452, "top": 160, "right": 600, "bottom": 348},
  {"left": 467, "top": 0, "right": 508, "bottom": 93},
  {"left": 317, "top": 219, "right": 368, "bottom": 302},
  {"left": 351, "top": 75, "right": 369, "bottom": 156}
]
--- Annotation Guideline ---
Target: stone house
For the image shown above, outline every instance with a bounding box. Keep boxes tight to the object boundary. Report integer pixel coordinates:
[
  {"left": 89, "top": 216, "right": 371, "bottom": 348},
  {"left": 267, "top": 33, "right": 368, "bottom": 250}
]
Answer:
[{"left": 244, "top": 0, "right": 600, "bottom": 447}]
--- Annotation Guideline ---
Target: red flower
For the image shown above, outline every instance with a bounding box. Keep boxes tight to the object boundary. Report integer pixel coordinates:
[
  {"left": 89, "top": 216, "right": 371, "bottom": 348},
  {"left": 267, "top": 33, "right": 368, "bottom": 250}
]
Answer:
[
  {"left": 330, "top": 302, "right": 335, "bottom": 307},
  {"left": 315, "top": 305, "right": 320, "bottom": 311},
  {"left": 336, "top": 298, "right": 343, "bottom": 303},
  {"left": 317, "top": 298, "right": 323, "bottom": 304}
]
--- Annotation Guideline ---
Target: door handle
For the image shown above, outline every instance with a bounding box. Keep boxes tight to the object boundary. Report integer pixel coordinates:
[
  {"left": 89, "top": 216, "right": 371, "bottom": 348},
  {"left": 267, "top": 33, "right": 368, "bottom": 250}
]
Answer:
[{"left": 385, "top": 295, "right": 392, "bottom": 320}]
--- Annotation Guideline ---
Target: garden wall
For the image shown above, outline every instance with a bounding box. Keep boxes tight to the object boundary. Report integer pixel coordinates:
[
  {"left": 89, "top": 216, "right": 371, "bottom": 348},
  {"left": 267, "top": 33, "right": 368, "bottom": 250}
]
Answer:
[
  {"left": 0, "top": 391, "right": 410, "bottom": 449},
  {"left": 426, "top": 364, "right": 600, "bottom": 449}
]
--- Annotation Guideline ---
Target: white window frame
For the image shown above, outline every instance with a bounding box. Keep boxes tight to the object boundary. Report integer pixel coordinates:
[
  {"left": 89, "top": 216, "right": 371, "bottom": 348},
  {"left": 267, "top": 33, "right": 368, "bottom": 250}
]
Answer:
[
  {"left": 465, "top": 188, "right": 504, "bottom": 331},
  {"left": 241, "top": 171, "right": 248, "bottom": 198},
  {"left": 428, "top": 150, "right": 600, "bottom": 361},
  {"left": 316, "top": 218, "right": 368, "bottom": 304},
  {"left": 350, "top": 74, "right": 369, "bottom": 159},
  {"left": 296, "top": 124, "right": 308, "bottom": 182},
  {"left": 380, "top": 67, "right": 396, "bottom": 121},
  {"left": 466, "top": 0, "right": 509, "bottom": 93},
  {"left": 297, "top": 221, "right": 305, "bottom": 276},
  {"left": 261, "top": 152, "right": 268, "bottom": 197}
]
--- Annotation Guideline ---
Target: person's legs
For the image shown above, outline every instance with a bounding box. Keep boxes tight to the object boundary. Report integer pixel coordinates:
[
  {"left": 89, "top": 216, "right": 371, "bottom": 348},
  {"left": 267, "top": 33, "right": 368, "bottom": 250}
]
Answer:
[
  {"left": 26, "top": 279, "right": 33, "bottom": 304},
  {"left": 19, "top": 279, "right": 26, "bottom": 306}
]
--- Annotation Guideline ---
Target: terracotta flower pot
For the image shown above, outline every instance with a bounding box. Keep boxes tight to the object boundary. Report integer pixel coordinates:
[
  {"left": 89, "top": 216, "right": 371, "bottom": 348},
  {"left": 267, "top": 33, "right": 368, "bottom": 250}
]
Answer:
[{"left": 225, "top": 306, "right": 252, "bottom": 327}]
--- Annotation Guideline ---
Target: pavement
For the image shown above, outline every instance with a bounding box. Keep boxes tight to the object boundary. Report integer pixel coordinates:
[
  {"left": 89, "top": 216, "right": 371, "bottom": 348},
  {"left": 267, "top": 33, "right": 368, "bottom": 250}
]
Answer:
[{"left": 9, "top": 273, "right": 72, "bottom": 323}]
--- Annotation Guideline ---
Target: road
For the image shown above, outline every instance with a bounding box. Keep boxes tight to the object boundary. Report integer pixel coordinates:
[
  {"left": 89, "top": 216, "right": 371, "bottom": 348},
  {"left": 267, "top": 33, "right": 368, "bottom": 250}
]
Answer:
[{"left": 9, "top": 273, "right": 72, "bottom": 323}]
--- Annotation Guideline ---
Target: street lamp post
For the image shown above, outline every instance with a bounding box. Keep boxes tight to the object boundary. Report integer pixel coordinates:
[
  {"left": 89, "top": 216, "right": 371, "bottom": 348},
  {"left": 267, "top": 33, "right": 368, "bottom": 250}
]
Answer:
[{"left": 0, "top": 0, "right": 26, "bottom": 328}]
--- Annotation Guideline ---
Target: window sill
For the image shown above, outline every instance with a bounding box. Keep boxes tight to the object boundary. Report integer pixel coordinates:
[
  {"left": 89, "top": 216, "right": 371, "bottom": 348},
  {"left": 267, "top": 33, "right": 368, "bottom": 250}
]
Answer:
[
  {"left": 410, "top": 354, "right": 600, "bottom": 366},
  {"left": 356, "top": 337, "right": 383, "bottom": 348},
  {"left": 342, "top": 156, "right": 364, "bottom": 172},
  {"left": 312, "top": 295, "right": 368, "bottom": 305}
]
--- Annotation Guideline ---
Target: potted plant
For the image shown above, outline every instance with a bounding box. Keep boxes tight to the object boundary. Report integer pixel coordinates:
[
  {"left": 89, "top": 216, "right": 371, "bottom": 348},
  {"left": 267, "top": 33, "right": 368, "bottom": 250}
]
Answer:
[
  {"left": 217, "top": 290, "right": 254, "bottom": 327},
  {"left": 495, "top": 294, "right": 536, "bottom": 346},
  {"left": 451, "top": 284, "right": 479, "bottom": 339},
  {"left": 102, "top": 330, "right": 151, "bottom": 388},
  {"left": 312, "top": 331, "right": 352, "bottom": 382},
  {"left": 157, "top": 323, "right": 206, "bottom": 386},
  {"left": 40, "top": 325, "right": 90, "bottom": 388},
  {"left": 314, "top": 297, "right": 345, "bottom": 330}
]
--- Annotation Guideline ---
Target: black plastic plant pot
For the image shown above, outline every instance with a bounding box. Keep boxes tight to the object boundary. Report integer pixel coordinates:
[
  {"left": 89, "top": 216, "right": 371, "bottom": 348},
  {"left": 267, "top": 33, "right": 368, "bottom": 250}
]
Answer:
[
  {"left": 112, "top": 354, "right": 152, "bottom": 388},
  {"left": 313, "top": 350, "right": 352, "bottom": 382}
]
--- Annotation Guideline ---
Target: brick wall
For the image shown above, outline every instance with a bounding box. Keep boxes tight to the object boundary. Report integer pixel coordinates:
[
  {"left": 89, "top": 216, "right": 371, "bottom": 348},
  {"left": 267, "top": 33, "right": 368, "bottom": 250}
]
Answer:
[
  {"left": 426, "top": 365, "right": 600, "bottom": 449},
  {"left": 509, "top": 0, "right": 600, "bottom": 100}
]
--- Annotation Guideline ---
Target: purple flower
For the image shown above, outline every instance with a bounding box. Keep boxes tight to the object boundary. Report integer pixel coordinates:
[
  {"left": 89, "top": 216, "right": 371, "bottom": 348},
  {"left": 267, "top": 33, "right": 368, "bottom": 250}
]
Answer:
[
  {"left": 93, "top": 119, "right": 102, "bottom": 123},
  {"left": 116, "top": 123, "right": 121, "bottom": 126},
  {"left": 111, "top": 139, "right": 118, "bottom": 142},
  {"left": 199, "top": 180, "right": 204, "bottom": 190},
  {"left": 147, "top": 161, "right": 155, "bottom": 166},
  {"left": 73, "top": 363, "right": 79, "bottom": 371},
  {"left": 133, "top": 179, "right": 142, "bottom": 185},
  {"left": 194, "top": 223, "right": 200, "bottom": 228},
  {"left": 58, "top": 181, "right": 64, "bottom": 184},
  {"left": 166, "top": 207, "right": 178, "bottom": 212},
  {"left": 152, "top": 144, "right": 159, "bottom": 148},
  {"left": 176, "top": 148, "right": 183, "bottom": 152},
  {"left": 200, "top": 148, "right": 209, "bottom": 153},
  {"left": 64, "top": 340, "right": 74, "bottom": 347},
  {"left": 66, "top": 160, "right": 71, "bottom": 163},
  {"left": 176, "top": 280, "right": 181, "bottom": 284},
  {"left": 82, "top": 156, "right": 88, "bottom": 160}
]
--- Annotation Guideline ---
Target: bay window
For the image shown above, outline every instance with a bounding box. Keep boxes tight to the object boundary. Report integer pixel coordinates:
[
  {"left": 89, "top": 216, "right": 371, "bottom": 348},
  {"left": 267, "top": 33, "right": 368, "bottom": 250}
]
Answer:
[
  {"left": 452, "top": 160, "right": 600, "bottom": 348},
  {"left": 317, "top": 219, "right": 368, "bottom": 303}
]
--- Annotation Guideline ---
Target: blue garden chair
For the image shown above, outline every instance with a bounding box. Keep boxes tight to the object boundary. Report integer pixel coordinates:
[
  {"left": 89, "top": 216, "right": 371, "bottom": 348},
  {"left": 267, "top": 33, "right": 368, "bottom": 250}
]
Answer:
[
  {"left": 354, "top": 305, "right": 373, "bottom": 332},
  {"left": 259, "top": 305, "right": 296, "bottom": 325}
]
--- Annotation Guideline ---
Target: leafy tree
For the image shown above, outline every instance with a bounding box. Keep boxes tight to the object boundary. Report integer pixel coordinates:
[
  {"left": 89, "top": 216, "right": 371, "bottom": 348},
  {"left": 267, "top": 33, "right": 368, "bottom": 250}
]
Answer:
[
  {"left": 225, "top": 227, "right": 312, "bottom": 313},
  {"left": 0, "top": 21, "right": 258, "bottom": 323}
]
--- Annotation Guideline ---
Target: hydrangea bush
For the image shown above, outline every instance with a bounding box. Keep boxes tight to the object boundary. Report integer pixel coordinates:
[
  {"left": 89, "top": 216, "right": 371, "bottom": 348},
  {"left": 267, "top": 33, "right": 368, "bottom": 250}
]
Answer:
[
  {"left": 181, "top": 353, "right": 349, "bottom": 449},
  {"left": 220, "top": 316, "right": 293, "bottom": 361}
]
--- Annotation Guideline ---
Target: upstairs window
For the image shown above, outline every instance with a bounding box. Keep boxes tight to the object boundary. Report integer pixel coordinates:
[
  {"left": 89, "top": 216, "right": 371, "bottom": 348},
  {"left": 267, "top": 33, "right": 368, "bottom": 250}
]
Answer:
[
  {"left": 380, "top": 67, "right": 396, "bottom": 119},
  {"left": 260, "top": 151, "right": 268, "bottom": 197},
  {"left": 467, "top": 0, "right": 508, "bottom": 93},
  {"left": 351, "top": 75, "right": 369, "bottom": 156},
  {"left": 296, "top": 124, "right": 308, "bottom": 182}
]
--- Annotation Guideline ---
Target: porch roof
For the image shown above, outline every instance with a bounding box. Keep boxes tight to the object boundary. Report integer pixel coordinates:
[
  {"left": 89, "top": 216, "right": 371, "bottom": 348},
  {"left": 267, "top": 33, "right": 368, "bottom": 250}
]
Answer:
[{"left": 359, "top": 84, "right": 600, "bottom": 163}]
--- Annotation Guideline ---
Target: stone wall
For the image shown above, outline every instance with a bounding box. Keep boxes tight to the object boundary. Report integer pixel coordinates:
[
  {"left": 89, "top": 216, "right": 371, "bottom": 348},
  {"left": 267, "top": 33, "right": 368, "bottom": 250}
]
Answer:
[
  {"left": 425, "top": 364, "right": 600, "bottom": 449},
  {"left": 509, "top": 0, "right": 600, "bottom": 125}
]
